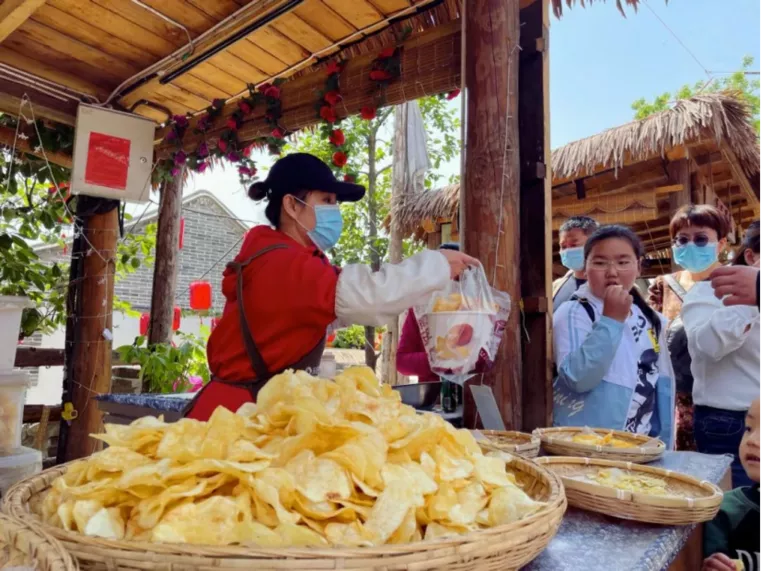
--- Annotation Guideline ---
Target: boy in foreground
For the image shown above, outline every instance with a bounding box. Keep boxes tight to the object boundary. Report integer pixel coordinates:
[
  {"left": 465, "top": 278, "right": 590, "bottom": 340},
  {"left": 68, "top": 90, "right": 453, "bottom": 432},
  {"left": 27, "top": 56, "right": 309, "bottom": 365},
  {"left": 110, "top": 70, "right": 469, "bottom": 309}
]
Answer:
[{"left": 702, "top": 398, "right": 760, "bottom": 571}]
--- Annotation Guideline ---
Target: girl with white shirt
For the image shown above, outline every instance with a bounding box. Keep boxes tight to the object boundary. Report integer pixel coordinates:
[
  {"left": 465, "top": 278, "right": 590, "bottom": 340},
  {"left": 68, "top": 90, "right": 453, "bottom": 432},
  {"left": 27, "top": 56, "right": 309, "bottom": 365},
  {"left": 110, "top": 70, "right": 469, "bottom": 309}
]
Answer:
[
  {"left": 682, "top": 218, "right": 760, "bottom": 488},
  {"left": 553, "top": 225, "right": 675, "bottom": 447}
]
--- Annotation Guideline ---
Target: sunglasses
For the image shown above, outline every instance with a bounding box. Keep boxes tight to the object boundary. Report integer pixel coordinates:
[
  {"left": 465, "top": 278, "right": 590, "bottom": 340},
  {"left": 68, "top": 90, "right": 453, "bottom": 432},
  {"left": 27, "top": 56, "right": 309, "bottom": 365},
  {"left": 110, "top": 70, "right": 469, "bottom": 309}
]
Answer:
[{"left": 673, "top": 234, "right": 713, "bottom": 248}]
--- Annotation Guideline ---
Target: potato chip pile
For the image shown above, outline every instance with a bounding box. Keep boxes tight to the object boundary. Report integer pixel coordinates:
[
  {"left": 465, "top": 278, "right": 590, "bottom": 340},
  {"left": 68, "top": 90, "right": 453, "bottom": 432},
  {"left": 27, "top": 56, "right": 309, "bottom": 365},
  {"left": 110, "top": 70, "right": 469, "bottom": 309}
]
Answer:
[
  {"left": 587, "top": 468, "right": 668, "bottom": 496},
  {"left": 41, "top": 367, "right": 545, "bottom": 547},
  {"left": 570, "top": 432, "right": 637, "bottom": 449}
]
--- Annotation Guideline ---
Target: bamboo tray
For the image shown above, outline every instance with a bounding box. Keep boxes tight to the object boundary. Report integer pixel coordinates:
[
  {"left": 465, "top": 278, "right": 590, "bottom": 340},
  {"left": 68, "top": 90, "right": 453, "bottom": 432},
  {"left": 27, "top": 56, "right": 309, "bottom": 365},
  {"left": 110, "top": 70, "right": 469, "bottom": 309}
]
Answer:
[
  {"left": 0, "top": 512, "right": 78, "bottom": 571},
  {"left": 3, "top": 455, "right": 567, "bottom": 571},
  {"left": 475, "top": 430, "right": 541, "bottom": 458},
  {"left": 533, "top": 427, "right": 665, "bottom": 463},
  {"left": 535, "top": 456, "right": 722, "bottom": 525}
]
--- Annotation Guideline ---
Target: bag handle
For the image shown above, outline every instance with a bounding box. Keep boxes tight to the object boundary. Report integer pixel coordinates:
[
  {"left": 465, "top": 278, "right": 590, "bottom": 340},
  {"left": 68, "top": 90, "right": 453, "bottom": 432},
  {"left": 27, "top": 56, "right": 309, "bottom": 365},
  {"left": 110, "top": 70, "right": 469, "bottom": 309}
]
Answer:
[{"left": 663, "top": 274, "right": 688, "bottom": 301}]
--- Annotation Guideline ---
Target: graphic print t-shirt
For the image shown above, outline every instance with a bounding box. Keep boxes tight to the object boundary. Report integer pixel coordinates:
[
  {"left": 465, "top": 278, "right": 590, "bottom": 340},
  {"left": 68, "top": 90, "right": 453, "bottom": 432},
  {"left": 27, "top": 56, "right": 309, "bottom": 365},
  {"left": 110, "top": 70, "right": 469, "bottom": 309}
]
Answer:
[{"left": 624, "top": 307, "right": 660, "bottom": 435}]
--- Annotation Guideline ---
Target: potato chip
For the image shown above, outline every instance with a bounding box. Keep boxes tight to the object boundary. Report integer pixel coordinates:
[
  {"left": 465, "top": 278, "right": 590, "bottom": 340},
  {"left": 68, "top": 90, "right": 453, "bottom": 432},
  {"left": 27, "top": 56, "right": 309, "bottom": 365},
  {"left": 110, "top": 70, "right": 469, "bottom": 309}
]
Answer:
[{"left": 45, "top": 366, "right": 546, "bottom": 548}]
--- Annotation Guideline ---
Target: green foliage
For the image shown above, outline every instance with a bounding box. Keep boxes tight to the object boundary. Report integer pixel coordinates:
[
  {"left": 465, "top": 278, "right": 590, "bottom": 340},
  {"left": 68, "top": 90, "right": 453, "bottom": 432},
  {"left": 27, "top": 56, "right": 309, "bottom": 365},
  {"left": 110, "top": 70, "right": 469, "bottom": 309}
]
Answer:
[
  {"left": 0, "top": 117, "right": 158, "bottom": 337},
  {"left": 333, "top": 324, "right": 368, "bottom": 349},
  {"left": 631, "top": 56, "right": 760, "bottom": 133},
  {"left": 116, "top": 328, "right": 210, "bottom": 394}
]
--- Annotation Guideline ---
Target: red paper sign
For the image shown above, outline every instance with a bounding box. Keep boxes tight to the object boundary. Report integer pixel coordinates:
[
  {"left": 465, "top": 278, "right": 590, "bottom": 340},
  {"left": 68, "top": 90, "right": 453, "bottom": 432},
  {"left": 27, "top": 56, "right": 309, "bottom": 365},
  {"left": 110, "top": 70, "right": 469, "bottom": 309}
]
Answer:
[{"left": 85, "top": 132, "right": 130, "bottom": 190}]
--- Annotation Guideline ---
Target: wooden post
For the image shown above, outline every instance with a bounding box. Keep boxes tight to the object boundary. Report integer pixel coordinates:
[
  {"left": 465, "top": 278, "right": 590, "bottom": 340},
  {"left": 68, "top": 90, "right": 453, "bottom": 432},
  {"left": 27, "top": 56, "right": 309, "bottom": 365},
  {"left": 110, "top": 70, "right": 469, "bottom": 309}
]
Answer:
[
  {"left": 462, "top": 0, "right": 522, "bottom": 429},
  {"left": 518, "top": 0, "right": 553, "bottom": 431},
  {"left": 63, "top": 201, "right": 118, "bottom": 461},
  {"left": 667, "top": 159, "right": 692, "bottom": 272},
  {"left": 148, "top": 172, "right": 183, "bottom": 346}
]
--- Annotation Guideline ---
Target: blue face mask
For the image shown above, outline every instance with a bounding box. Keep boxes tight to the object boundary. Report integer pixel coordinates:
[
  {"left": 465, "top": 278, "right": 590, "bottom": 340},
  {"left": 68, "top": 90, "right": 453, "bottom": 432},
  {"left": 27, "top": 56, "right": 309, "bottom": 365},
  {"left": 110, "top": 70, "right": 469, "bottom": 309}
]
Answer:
[
  {"left": 672, "top": 243, "right": 718, "bottom": 273},
  {"left": 295, "top": 198, "right": 343, "bottom": 251},
  {"left": 560, "top": 247, "right": 585, "bottom": 271}
]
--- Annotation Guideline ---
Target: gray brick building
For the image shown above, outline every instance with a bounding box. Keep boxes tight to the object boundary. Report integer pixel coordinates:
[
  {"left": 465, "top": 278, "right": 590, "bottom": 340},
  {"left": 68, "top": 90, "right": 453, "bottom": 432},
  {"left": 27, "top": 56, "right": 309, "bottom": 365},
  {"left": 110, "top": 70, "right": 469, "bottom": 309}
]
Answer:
[{"left": 115, "top": 192, "right": 251, "bottom": 312}]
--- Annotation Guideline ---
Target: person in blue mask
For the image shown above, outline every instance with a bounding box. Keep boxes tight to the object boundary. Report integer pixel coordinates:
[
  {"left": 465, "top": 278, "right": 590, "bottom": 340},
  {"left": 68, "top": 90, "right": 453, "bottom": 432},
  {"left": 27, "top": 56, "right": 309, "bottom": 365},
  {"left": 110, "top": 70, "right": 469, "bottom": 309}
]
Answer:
[
  {"left": 186, "top": 153, "right": 477, "bottom": 421},
  {"left": 553, "top": 216, "right": 600, "bottom": 309},
  {"left": 648, "top": 204, "right": 732, "bottom": 452}
]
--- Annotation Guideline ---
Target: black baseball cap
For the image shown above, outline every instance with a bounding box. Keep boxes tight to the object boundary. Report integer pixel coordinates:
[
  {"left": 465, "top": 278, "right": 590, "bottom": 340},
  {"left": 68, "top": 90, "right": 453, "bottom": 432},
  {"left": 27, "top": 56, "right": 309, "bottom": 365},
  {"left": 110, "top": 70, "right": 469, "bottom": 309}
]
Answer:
[{"left": 261, "top": 153, "right": 365, "bottom": 203}]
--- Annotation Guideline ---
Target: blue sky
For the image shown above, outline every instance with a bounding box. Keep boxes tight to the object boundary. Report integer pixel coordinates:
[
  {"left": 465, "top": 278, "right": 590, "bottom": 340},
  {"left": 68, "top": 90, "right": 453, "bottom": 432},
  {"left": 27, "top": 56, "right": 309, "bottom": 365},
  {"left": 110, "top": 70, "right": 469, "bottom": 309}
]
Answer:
[{"left": 183, "top": 0, "right": 760, "bottom": 225}]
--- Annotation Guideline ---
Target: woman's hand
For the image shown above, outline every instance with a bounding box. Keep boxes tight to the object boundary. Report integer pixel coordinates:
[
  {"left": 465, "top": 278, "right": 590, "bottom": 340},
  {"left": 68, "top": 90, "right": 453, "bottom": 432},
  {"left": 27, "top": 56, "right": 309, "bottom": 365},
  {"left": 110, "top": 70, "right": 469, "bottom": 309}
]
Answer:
[
  {"left": 702, "top": 553, "right": 740, "bottom": 571},
  {"left": 440, "top": 250, "right": 479, "bottom": 280},
  {"left": 602, "top": 285, "right": 633, "bottom": 322}
]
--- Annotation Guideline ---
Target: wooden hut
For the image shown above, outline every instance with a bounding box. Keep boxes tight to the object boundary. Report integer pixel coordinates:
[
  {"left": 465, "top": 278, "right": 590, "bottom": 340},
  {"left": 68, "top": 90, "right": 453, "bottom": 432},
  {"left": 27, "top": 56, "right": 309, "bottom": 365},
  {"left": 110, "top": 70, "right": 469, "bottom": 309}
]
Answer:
[
  {"left": 0, "top": 0, "right": 653, "bottom": 458},
  {"left": 388, "top": 93, "right": 761, "bottom": 277}
]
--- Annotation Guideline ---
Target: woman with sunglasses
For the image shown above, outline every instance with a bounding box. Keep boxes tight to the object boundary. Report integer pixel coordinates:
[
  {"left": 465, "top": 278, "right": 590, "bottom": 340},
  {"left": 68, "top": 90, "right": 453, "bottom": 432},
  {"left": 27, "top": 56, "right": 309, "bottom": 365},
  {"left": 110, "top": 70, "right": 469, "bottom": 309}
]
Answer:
[
  {"left": 648, "top": 205, "right": 731, "bottom": 452},
  {"left": 553, "top": 225, "right": 675, "bottom": 447},
  {"left": 681, "top": 214, "right": 760, "bottom": 487}
]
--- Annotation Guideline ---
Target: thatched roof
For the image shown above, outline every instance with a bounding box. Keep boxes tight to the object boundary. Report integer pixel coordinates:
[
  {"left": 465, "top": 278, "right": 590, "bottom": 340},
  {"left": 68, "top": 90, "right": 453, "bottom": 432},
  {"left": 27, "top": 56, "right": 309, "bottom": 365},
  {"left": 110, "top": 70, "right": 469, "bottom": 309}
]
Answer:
[{"left": 390, "top": 93, "right": 760, "bottom": 239}]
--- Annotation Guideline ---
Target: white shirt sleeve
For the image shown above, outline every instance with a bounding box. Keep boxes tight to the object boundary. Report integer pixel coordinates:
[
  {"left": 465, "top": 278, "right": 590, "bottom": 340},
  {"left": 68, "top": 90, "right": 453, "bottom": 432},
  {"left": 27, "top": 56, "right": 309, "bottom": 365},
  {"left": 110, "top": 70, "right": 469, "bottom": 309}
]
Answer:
[
  {"left": 335, "top": 250, "right": 450, "bottom": 327},
  {"left": 682, "top": 283, "right": 761, "bottom": 363}
]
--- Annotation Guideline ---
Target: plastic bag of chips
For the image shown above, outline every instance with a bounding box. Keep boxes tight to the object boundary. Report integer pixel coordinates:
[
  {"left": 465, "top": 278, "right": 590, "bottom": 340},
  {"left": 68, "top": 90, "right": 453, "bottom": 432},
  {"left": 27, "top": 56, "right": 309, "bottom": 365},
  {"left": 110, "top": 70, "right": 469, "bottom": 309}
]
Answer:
[{"left": 414, "top": 265, "right": 500, "bottom": 377}]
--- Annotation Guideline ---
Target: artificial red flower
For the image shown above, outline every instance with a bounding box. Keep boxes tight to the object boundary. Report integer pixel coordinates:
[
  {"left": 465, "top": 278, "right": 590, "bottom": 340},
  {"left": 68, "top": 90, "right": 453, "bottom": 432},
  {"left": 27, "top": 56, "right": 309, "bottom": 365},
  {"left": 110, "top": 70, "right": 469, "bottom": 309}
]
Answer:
[
  {"left": 320, "top": 105, "right": 337, "bottom": 123},
  {"left": 325, "top": 60, "right": 342, "bottom": 76},
  {"left": 324, "top": 90, "right": 342, "bottom": 106},
  {"left": 264, "top": 85, "right": 281, "bottom": 99},
  {"left": 226, "top": 117, "right": 238, "bottom": 130},
  {"left": 271, "top": 127, "right": 286, "bottom": 139},
  {"left": 238, "top": 165, "right": 257, "bottom": 177},
  {"left": 343, "top": 173, "right": 356, "bottom": 183},
  {"left": 173, "top": 151, "right": 187, "bottom": 165},
  {"left": 242, "top": 145, "right": 253, "bottom": 158},
  {"left": 218, "top": 139, "right": 228, "bottom": 153},
  {"left": 446, "top": 89, "right": 461, "bottom": 100},
  {"left": 360, "top": 106, "right": 377, "bottom": 120},
  {"left": 238, "top": 100, "right": 252, "bottom": 114},
  {"left": 197, "top": 161, "right": 208, "bottom": 174},
  {"left": 332, "top": 151, "right": 348, "bottom": 168},
  {"left": 329, "top": 129, "right": 345, "bottom": 146},
  {"left": 378, "top": 46, "right": 396, "bottom": 59},
  {"left": 369, "top": 69, "right": 393, "bottom": 82}
]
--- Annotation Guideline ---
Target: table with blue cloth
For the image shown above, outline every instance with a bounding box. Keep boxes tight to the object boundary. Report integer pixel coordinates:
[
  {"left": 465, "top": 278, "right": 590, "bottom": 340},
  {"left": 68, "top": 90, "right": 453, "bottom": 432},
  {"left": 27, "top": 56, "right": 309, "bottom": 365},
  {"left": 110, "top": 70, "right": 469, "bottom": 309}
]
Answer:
[{"left": 525, "top": 451, "right": 733, "bottom": 571}]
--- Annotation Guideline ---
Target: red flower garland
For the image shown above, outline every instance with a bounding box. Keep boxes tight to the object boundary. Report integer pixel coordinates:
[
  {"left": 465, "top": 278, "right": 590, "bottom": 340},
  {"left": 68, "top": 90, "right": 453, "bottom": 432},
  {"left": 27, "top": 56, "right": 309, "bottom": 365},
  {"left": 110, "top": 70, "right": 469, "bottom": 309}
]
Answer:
[
  {"left": 315, "top": 59, "right": 349, "bottom": 171},
  {"left": 362, "top": 30, "right": 408, "bottom": 121}
]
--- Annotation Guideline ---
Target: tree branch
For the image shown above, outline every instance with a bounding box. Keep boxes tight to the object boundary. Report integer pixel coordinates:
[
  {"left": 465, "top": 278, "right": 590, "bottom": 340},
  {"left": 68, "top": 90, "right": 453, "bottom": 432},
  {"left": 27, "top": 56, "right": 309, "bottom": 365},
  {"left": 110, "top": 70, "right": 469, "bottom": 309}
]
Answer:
[
  {"left": 376, "top": 163, "right": 392, "bottom": 175},
  {"left": 372, "top": 109, "right": 393, "bottom": 136}
]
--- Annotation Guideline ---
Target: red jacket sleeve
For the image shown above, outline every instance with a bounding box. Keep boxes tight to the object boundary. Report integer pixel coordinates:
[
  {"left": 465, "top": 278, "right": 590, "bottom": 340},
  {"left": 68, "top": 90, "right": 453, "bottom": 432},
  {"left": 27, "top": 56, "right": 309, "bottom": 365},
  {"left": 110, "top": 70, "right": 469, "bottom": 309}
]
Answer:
[{"left": 396, "top": 311, "right": 434, "bottom": 380}]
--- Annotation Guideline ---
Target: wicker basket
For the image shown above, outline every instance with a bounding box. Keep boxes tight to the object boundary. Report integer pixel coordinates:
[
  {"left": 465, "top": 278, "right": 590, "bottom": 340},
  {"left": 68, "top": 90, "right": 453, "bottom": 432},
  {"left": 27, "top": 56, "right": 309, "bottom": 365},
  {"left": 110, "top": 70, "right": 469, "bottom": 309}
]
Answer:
[
  {"left": 533, "top": 427, "right": 665, "bottom": 463},
  {"left": 475, "top": 431, "right": 540, "bottom": 458},
  {"left": 0, "top": 512, "right": 77, "bottom": 571},
  {"left": 536, "top": 456, "right": 722, "bottom": 525},
  {"left": 3, "top": 455, "right": 567, "bottom": 571}
]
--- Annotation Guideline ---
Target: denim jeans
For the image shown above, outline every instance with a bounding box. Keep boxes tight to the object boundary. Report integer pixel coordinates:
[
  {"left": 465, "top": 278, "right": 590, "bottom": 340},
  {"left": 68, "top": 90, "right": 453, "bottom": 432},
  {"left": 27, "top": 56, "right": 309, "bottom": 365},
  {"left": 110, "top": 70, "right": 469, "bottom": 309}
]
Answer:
[{"left": 694, "top": 405, "right": 752, "bottom": 488}]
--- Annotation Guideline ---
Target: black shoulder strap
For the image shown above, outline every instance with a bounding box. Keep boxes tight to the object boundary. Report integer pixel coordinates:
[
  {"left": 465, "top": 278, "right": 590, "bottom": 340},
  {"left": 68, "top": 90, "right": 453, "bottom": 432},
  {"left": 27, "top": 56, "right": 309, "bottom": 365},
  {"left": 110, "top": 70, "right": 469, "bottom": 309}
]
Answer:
[
  {"left": 226, "top": 244, "right": 290, "bottom": 380},
  {"left": 570, "top": 295, "right": 596, "bottom": 323}
]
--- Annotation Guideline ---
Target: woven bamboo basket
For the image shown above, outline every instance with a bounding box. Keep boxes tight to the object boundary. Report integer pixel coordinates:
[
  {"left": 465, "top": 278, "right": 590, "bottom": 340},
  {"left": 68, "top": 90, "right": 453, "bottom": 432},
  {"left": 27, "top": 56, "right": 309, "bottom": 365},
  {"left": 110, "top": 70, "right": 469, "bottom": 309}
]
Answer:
[
  {"left": 475, "top": 431, "right": 540, "bottom": 458},
  {"left": 3, "top": 455, "right": 567, "bottom": 571},
  {"left": 536, "top": 456, "right": 722, "bottom": 525},
  {"left": 533, "top": 427, "right": 665, "bottom": 463},
  {"left": 0, "top": 512, "right": 77, "bottom": 571}
]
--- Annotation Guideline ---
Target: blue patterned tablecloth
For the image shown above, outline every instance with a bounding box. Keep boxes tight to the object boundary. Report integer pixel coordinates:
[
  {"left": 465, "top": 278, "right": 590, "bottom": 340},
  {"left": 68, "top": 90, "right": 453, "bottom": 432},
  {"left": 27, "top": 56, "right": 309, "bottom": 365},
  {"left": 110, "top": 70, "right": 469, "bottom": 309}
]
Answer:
[
  {"left": 95, "top": 392, "right": 194, "bottom": 412},
  {"left": 524, "top": 451, "right": 732, "bottom": 571}
]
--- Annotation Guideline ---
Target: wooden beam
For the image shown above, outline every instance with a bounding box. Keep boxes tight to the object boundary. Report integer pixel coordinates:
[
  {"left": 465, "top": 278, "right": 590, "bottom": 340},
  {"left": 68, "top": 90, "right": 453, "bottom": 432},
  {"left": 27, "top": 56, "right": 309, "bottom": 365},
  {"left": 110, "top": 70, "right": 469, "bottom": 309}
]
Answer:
[
  {"left": 720, "top": 144, "right": 760, "bottom": 217},
  {"left": 64, "top": 201, "right": 118, "bottom": 461},
  {"left": 0, "top": 88, "right": 76, "bottom": 125},
  {"left": 0, "top": 125, "right": 72, "bottom": 167},
  {"left": 462, "top": 0, "right": 521, "bottom": 430},
  {"left": 148, "top": 172, "right": 184, "bottom": 349},
  {"left": 0, "top": 0, "right": 46, "bottom": 43},
  {"left": 23, "top": 404, "right": 62, "bottom": 424},
  {"left": 155, "top": 20, "right": 461, "bottom": 154},
  {"left": 519, "top": 0, "right": 552, "bottom": 431},
  {"left": 15, "top": 346, "right": 123, "bottom": 368}
]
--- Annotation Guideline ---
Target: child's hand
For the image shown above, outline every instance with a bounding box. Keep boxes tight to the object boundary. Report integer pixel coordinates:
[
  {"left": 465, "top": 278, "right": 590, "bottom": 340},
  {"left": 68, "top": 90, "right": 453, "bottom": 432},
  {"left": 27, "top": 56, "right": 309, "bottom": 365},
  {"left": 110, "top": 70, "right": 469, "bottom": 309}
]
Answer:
[
  {"left": 602, "top": 285, "right": 633, "bottom": 322},
  {"left": 702, "top": 553, "right": 739, "bottom": 571}
]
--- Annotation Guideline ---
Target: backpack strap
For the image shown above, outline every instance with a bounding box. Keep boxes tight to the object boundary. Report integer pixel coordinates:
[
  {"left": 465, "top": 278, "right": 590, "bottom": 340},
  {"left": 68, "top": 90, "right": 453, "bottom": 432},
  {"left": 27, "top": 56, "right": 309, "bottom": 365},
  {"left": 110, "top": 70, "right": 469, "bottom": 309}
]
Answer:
[
  {"left": 570, "top": 295, "right": 596, "bottom": 323},
  {"left": 663, "top": 274, "right": 688, "bottom": 301}
]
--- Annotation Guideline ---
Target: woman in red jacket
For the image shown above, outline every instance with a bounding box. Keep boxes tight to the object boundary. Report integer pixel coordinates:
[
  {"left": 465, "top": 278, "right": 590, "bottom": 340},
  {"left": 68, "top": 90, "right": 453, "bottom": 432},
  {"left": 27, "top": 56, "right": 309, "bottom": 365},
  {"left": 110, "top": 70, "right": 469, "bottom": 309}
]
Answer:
[{"left": 185, "top": 154, "right": 476, "bottom": 420}]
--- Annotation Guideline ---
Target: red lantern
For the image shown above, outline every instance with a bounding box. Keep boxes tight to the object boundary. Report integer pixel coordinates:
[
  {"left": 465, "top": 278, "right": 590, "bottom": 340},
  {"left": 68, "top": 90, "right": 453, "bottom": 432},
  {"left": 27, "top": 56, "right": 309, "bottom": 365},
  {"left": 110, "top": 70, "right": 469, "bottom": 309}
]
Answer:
[
  {"left": 178, "top": 218, "right": 185, "bottom": 250},
  {"left": 173, "top": 307, "right": 181, "bottom": 331},
  {"left": 189, "top": 281, "right": 212, "bottom": 311},
  {"left": 211, "top": 317, "right": 220, "bottom": 331},
  {"left": 139, "top": 313, "right": 150, "bottom": 336}
]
